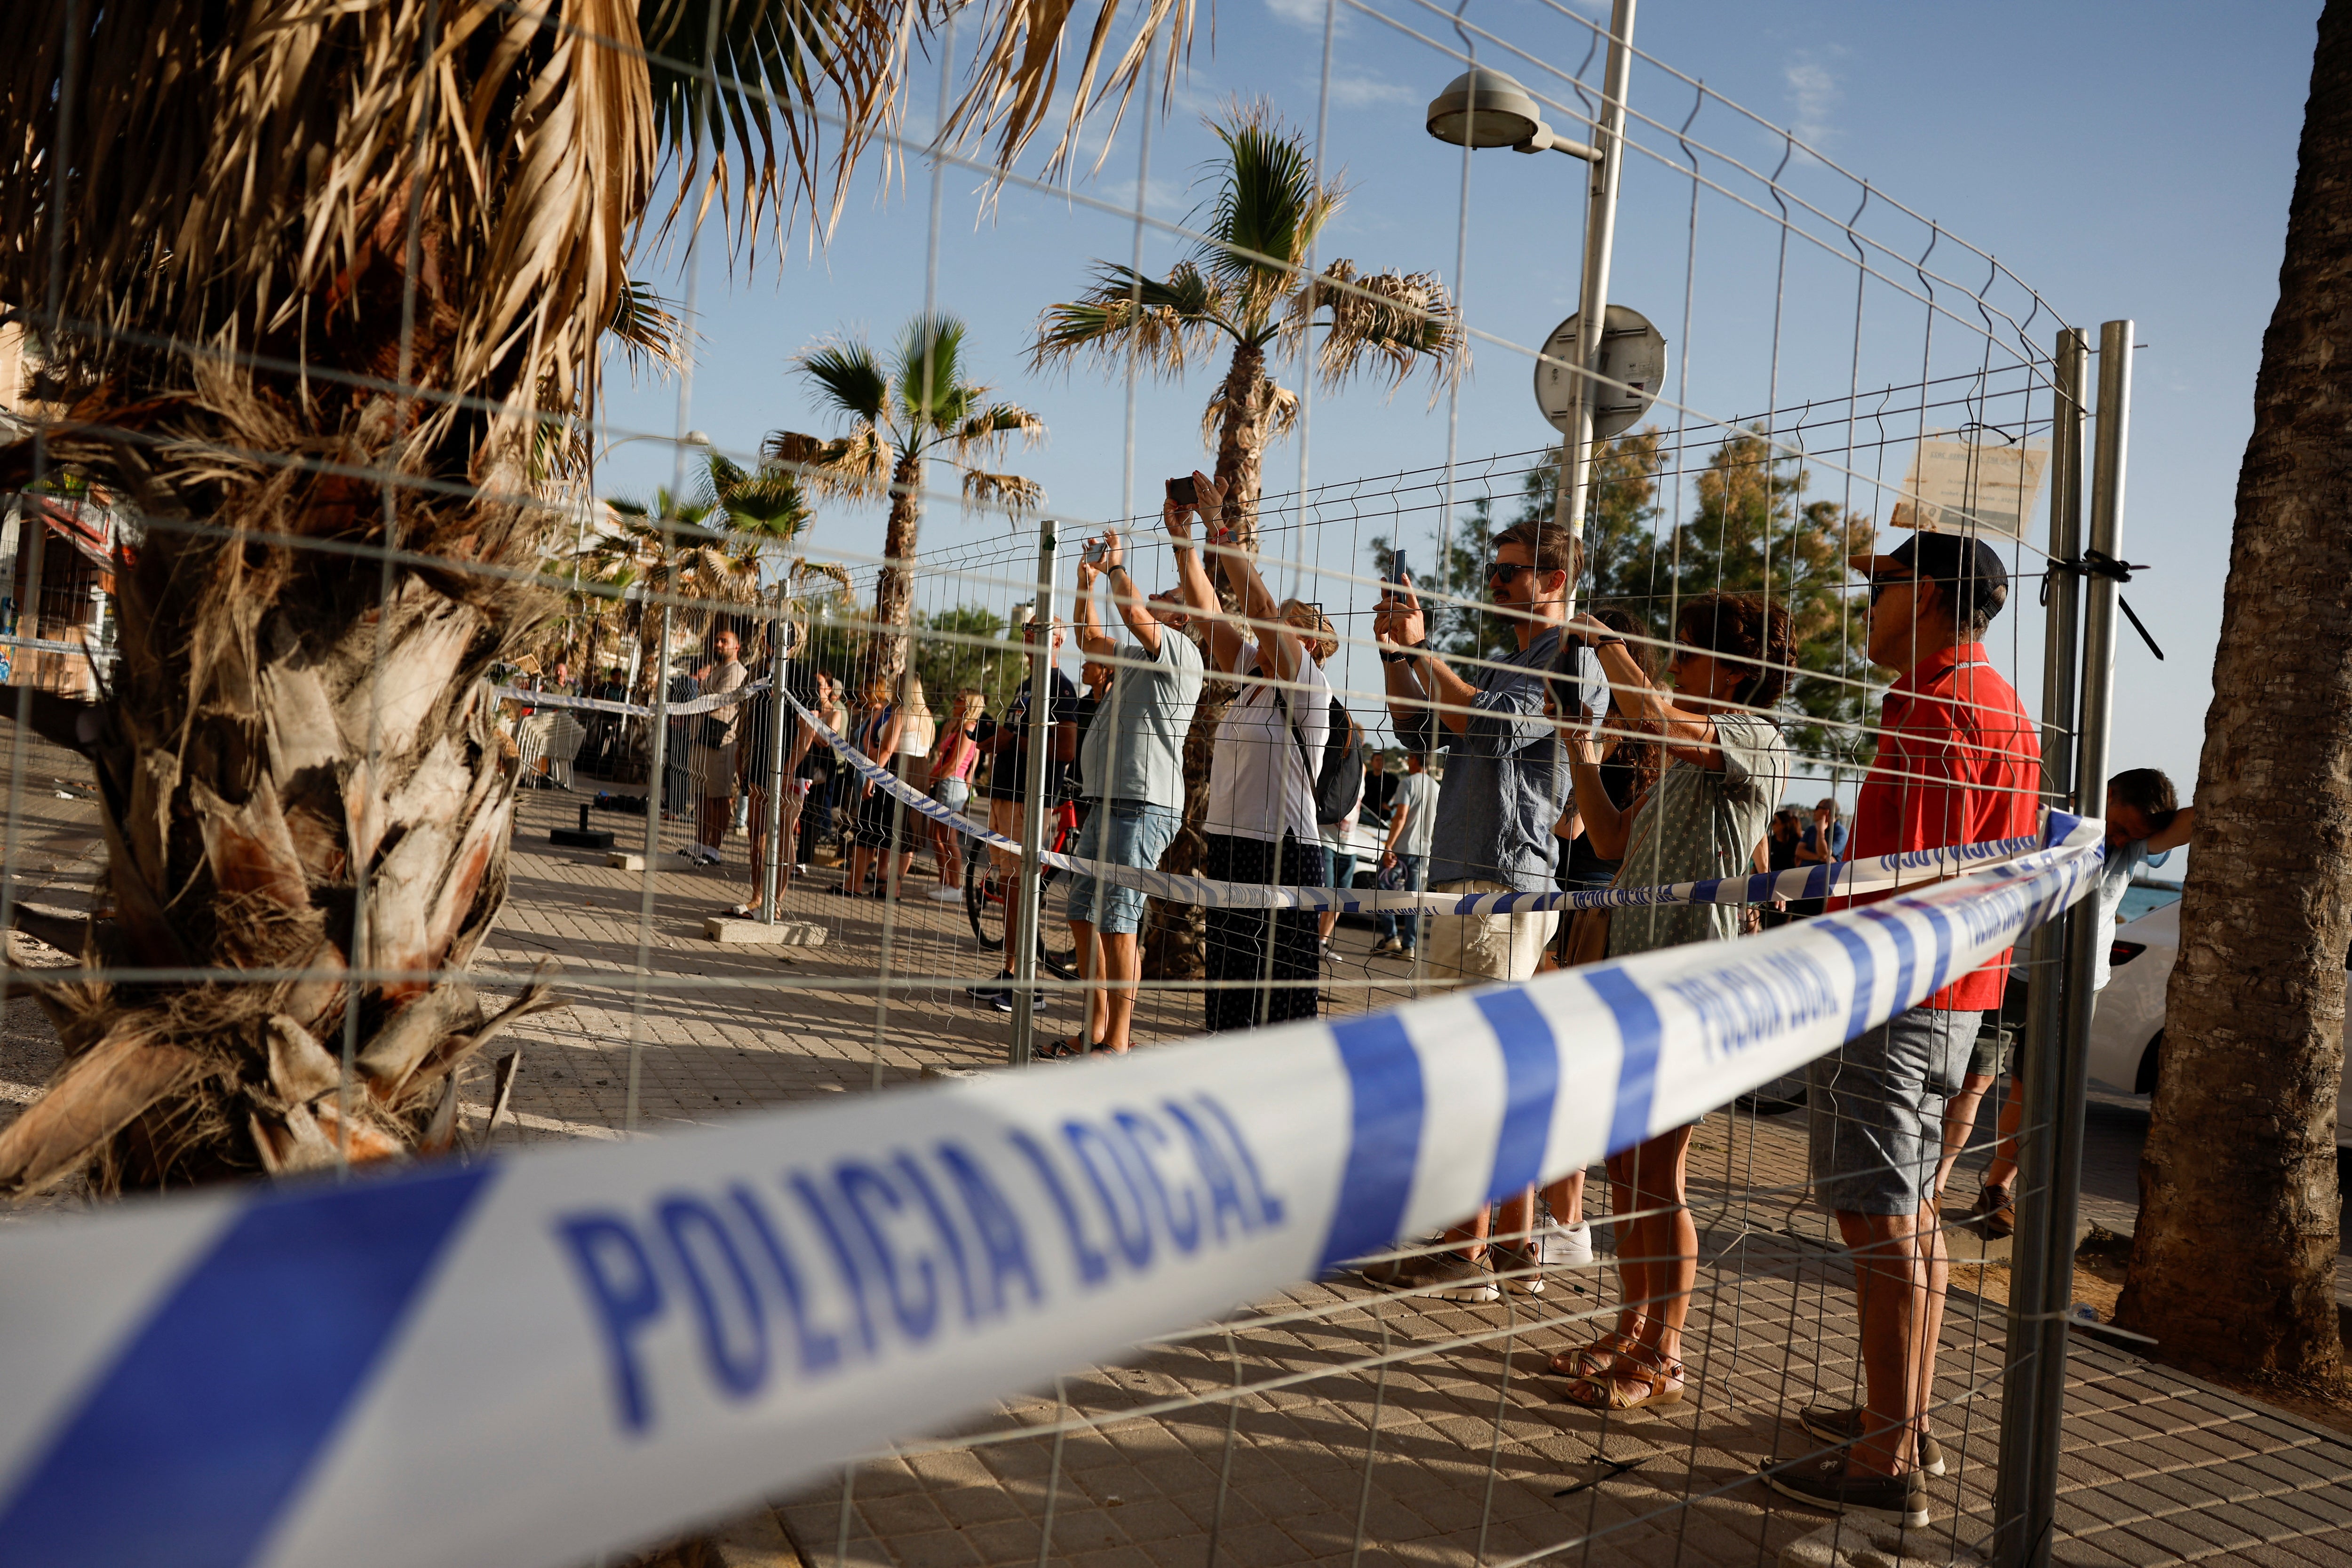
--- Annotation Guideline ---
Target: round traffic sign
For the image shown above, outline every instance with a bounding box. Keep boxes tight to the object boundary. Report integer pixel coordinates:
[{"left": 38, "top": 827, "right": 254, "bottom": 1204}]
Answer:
[{"left": 1533, "top": 304, "right": 1668, "bottom": 439}]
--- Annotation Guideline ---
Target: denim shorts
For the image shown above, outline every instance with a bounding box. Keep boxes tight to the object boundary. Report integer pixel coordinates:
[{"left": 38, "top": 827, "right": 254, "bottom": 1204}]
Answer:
[
  {"left": 931, "top": 778, "right": 970, "bottom": 813},
  {"left": 1063, "top": 799, "right": 1182, "bottom": 936}
]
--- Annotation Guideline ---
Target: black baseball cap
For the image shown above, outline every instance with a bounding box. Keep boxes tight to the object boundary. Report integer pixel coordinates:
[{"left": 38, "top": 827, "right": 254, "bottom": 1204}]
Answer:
[{"left": 1849, "top": 532, "right": 2009, "bottom": 616}]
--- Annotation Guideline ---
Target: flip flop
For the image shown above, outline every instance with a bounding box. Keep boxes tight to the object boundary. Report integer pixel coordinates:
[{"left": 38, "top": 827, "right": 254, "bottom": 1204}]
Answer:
[{"left": 1035, "top": 1038, "right": 1095, "bottom": 1061}]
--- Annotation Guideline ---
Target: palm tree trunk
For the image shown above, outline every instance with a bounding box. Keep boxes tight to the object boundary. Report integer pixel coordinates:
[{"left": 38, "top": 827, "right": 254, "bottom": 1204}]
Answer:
[
  {"left": 2114, "top": 0, "right": 2352, "bottom": 1382},
  {"left": 1211, "top": 340, "right": 1272, "bottom": 554},
  {"left": 0, "top": 398, "right": 556, "bottom": 1195},
  {"left": 1143, "top": 339, "right": 1281, "bottom": 979},
  {"left": 873, "top": 453, "right": 924, "bottom": 685}
]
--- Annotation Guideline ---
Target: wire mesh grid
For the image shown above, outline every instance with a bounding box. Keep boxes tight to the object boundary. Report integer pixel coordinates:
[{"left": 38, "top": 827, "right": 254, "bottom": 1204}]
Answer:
[{"left": 0, "top": 2, "right": 2170, "bottom": 1566}]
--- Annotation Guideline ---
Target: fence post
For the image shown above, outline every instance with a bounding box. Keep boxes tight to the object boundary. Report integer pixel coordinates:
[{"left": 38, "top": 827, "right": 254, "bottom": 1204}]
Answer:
[
  {"left": 1994, "top": 320, "right": 2130, "bottom": 1568},
  {"left": 1009, "top": 519, "right": 1060, "bottom": 1066},
  {"left": 761, "top": 582, "right": 792, "bottom": 923}
]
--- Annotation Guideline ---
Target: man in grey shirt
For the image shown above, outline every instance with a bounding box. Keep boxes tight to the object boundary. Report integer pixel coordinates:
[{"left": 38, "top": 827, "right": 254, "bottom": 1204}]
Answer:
[
  {"left": 1057, "top": 526, "right": 1204, "bottom": 1058},
  {"left": 1373, "top": 514, "right": 1580, "bottom": 1301}
]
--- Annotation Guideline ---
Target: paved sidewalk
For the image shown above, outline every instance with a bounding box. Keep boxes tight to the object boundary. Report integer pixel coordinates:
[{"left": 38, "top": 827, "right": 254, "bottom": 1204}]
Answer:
[{"left": 3, "top": 740, "right": 2347, "bottom": 1564}]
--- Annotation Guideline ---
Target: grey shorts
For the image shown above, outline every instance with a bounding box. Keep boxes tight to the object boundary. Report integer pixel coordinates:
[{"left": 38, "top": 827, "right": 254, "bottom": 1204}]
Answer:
[{"left": 1808, "top": 1007, "right": 1980, "bottom": 1217}]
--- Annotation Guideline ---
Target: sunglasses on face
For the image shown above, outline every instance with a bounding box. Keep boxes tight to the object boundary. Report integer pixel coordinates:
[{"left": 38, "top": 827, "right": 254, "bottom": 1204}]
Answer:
[
  {"left": 1486, "top": 561, "right": 1532, "bottom": 586},
  {"left": 1867, "top": 575, "right": 1914, "bottom": 606}
]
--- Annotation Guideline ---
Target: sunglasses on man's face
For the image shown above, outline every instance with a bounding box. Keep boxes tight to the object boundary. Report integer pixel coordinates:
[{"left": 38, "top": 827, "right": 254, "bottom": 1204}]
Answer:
[
  {"left": 1867, "top": 575, "right": 1914, "bottom": 606},
  {"left": 1486, "top": 561, "right": 1533, "bottom": 586}
]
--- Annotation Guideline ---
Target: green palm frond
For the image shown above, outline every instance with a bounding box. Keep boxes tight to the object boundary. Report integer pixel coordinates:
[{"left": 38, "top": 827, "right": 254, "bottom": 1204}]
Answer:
[
  {"left": 639, "top": 0, "right": 901, "bottom": 247},
  {"left": 1030, "top": 261, "right": 1228, "bottom": 374},
  {"left": 609, "top": 277, "right": 691, "bottom": 374},
  {"left": 798, "top": 338, "right": 892, "bottom": 423},
  {"left": 1197, "top": 103, "right": 1339, "bottom": 320},
  {"left": 895, "top": 313, "right": 970, "bottom": 422}
]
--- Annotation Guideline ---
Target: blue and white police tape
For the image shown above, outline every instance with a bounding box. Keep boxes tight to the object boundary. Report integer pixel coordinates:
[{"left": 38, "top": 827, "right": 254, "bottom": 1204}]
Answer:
[
  {"left": 491, "top": 681, "right": 772, "bottom": 719},
  {"left": 782, "top": 681, "right": 2087, "bottom": 915},
  {"left": 0, "top": 827, "right": 2105, "bottom": 1568}
]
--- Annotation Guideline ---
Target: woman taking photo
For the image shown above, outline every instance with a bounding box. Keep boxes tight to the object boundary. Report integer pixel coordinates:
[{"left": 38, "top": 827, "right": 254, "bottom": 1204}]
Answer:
[
  {"left": 1165, "top": 469, "right": 1332, "bottom": 1032},
  {"left": 926, "top": 687, "right": 986, "bottom": 901},
  {"left": 1549, "top": 590, "right": 1792, "bottom": 1412}
]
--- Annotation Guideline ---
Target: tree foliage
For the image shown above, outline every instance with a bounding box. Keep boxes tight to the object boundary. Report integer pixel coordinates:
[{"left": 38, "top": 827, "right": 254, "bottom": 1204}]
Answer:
[{"left": 1371, "top": 428, "right": 1874, "bottom": 780}]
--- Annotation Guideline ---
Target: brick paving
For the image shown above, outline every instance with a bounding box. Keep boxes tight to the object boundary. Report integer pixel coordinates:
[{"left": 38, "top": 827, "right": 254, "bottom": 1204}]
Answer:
[{"left": 1, "top": 733, "right": 2348, "bottom": 1563}]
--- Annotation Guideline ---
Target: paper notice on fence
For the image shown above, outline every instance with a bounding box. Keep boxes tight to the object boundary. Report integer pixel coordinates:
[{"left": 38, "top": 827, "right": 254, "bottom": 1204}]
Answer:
[{"left": 1889, "top": 435, "right": 2050, "bottom": 541}]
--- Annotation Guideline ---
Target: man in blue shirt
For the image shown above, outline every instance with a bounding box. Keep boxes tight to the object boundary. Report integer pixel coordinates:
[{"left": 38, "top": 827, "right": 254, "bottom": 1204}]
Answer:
[{"left": 1371, "top": 515, "right": 1579, "bottom": 1301}]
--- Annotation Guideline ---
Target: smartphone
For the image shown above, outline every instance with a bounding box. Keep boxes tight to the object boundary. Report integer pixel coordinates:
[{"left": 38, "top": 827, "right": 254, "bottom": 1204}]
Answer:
[
  {"left": 1081, "top": 538, "right": 1107, "bottom": 565},
  {"left": 1165, "top": 475, "right": 1198, "bottom": 507},
  {"left": 1384, "top": 549, "right": 1411, "bottom": 589}
]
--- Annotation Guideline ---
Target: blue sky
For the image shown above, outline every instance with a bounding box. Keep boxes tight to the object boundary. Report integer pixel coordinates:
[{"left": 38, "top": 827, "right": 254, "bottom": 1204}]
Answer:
[{"left": 601, "top": 0, "right": 2322, "bottom": 823}]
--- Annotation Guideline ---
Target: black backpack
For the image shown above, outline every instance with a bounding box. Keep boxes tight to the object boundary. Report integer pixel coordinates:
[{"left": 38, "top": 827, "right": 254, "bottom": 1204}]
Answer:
[{"left": 1282, "top": 692, "right": 1365, "bottom": 825}]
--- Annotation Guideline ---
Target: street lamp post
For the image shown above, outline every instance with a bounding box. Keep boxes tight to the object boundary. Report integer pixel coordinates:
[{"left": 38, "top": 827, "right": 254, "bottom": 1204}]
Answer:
[{"left": 1425, "top": 0, "right": 1636, "bottom": 609}]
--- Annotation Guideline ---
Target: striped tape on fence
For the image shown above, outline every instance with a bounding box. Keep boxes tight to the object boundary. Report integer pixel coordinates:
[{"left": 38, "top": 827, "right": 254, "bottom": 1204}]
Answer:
[{"left": 0, "top": 819, "right": 2104, "bottom": 1568}]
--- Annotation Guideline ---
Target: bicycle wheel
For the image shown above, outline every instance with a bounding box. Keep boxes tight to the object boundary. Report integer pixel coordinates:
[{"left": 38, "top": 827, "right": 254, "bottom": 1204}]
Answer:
[{"left": 965, "top": 853, "right": 1005, "bottom": 951}]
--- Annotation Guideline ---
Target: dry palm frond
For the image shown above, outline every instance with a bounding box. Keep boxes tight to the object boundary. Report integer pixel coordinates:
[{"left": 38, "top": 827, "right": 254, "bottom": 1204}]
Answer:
[
  {"left": 765, "top": 425, "right": 892, "bottom": 500},
  {"left": 1283, "top": 260, "right": 1467, "bottom": 402},
  {"left": 945, "top": 0, "right": 1195, "bottom": 181},
  {"left": 952, "top": 403, "right": 1048, "bottom": 461},
  {"left": 961, "top": 470, "right": 1045, "bottom": 517},
  {"left": 0, "top": 0, "right": 655, "bottom": 445},
  {"left": 1199, "top": 379, "right": 1297, "bottom": 448},
  {"left": 1030, "top": 261, "right": 1224, "bottom": 377}
]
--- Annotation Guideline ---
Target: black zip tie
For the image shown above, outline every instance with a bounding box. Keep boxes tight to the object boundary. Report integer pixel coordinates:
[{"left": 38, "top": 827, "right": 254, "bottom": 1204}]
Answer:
[{"left": 2040, "top": 550, "right": 2165, "bottom": 660}]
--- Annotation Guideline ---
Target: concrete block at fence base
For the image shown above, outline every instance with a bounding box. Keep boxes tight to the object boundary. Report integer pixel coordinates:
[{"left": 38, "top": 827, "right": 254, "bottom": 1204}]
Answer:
[
  {"left": 609, "top": 850, "right": 698, "bottom": 872},
  {"left": 703, "top": 916, "right": 827, "bottom": 947},
  {"left": 1779, "top": 1518, "right": 1990, "bottom": 1568},
  {"left": 921, "top": 1062, "right": 994, "bottom": 1082},
  {"left": 549, "top": 827, "right": 615, "bottom": 850},
  {"left": 702, "top": 1505, "right": 798, "bottom": 1568}
]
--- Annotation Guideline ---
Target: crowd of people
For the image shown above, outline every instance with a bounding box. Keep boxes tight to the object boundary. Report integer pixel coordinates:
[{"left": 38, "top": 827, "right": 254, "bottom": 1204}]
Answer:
[{"left": 542, "top": 472, "right": 2184, "bottom": 1532}]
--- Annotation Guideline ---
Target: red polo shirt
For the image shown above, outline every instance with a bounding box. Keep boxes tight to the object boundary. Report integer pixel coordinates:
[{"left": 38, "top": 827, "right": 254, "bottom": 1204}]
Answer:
[{"left": 1838, "top": 642, "right": 2041, "bottom": 1013}]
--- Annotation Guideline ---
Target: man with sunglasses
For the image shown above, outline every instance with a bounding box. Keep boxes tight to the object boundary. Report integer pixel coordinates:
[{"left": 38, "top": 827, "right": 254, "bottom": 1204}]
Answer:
[
  {"left": 1370, "top": 517, "right": 1579, "bottom": 1301},
  {"left": 1760, "top": 530, "right": 2038, "bottom": 1527}
]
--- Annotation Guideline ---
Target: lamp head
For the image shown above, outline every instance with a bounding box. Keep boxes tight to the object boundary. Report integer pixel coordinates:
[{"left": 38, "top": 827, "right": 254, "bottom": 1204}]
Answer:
[{"left": 1425, "top": 67, "right": 1546, "bottom": 149}]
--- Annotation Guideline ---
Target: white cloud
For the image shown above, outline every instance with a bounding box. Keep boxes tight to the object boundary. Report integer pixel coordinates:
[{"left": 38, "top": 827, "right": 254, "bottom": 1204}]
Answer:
[
  {"left": 1784, "top": 50, "right": 1842, "bottom": 151},
  {"left": 1325, "top": 71, "right": 1418, "bottom": 110},
  {"left": 1264, "top": 0, "right": 1334, "bottom": 32}
]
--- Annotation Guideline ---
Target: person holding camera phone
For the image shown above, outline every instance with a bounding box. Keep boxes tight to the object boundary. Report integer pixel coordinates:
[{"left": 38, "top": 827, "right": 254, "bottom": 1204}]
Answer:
[
  {"left": 1053, "top": 526, "right": 1203, "bottom": 1058},
  {"left": 1167, "top": 468, "right": 1334, "bottom": 1033},
  {"left": 1369, "top": 517, "right": 1576, "bottom": 1302}
]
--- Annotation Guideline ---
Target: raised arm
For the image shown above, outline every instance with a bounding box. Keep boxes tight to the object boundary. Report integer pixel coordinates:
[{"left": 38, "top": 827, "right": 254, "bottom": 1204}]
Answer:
[
  {"left": 1096, "top": 528, "right": 1163, "bottom": 656},
  {"left": 1570, "top": 615, "right": 1728, "bottom": 770},
  {"left": 1371, "top": 578, "right": 1491, "bottom": 739},
  {"left": 2147, "top": 805, "right": 2196, "bottom": 855},
  {"left": 1166, "top": 484, "right": 1245, "bottom": 674},
  {"left": 1564, "top": 728, "right": 1641, "bottom": 860},
  {"left": 1073, "top": 551, "right": 1116, "bottom": 660}
]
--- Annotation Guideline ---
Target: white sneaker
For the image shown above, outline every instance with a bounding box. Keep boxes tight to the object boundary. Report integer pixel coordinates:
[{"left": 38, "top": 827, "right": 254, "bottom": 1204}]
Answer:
[
  {"left": 926, "top": 887, "right": 963, "bottom": 902},
  {"left": 1540, "top": 1223, "right": 1594, "bottom": 1270}
]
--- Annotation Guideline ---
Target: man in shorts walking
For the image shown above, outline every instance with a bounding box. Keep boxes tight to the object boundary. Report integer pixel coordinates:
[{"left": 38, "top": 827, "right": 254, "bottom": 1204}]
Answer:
[{"left": 1763, "top": 533, "right": 2039, "bottom": 1526}]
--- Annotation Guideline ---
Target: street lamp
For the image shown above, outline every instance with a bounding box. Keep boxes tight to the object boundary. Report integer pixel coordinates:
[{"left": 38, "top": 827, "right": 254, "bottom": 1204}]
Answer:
[
  {"left": 1423, "top": 68, "right": 1599, "bottom": 160},
  {"left": 1423, "top": 6, "right": 1635, "bottom": 610}
]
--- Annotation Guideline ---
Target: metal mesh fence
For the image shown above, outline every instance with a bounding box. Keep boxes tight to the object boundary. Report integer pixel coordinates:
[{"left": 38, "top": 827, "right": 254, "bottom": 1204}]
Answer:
[{"left": 0, "top": 3, "right": 2196, "bottom": 1566}]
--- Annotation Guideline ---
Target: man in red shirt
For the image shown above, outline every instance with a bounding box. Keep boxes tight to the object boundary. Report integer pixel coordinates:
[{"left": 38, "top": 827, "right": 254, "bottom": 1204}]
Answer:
[{"left": 1762, "top": 533, "right": 2040, "bottom": 1527}]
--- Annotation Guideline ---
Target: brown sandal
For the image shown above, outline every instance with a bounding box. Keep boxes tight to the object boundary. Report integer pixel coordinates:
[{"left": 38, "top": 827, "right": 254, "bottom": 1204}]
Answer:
[
  {"left": 1565, "top": 1346, "right": 1685, "bottom": 1412},
  {"left": 1546, "top": 1315, "right": 1647, "bottom": 1380}
]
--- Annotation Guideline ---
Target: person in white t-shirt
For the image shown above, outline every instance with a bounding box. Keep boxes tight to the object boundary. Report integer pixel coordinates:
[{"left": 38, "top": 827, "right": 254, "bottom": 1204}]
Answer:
[
  {"left": 1964, "top": 767, "right": 2195, "bottom": 1238},
  {"left": 1168, "top": 468, "right": 1333, "bottom": 1032}
]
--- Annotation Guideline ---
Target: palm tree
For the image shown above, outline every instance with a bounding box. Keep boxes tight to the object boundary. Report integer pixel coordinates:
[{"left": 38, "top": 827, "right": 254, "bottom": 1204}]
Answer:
[
  {"left": 2115, "top": 0, "right": 2350, "bottom": 1383},
  {"left": 1033, "top": 102, "right": 1464, "bottom": 549},
  {"left": 0, "top": 0, "right": 1189, "bottom": 1194},
  {"left": 769, "top": 314, "right": 1043, "bottom": 681}
]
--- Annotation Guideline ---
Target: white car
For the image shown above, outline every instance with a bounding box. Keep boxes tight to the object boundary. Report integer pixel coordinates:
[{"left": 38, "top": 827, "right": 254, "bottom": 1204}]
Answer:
[{"left": 2090, "top": 898, "right": 2352, "bottom": 1147}]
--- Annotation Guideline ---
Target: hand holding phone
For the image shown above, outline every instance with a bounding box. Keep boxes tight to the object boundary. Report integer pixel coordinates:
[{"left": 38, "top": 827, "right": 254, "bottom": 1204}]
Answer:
[
  {"left": 1164, "top": 475, "right": 1197, "bottom": 508},
  {"left": 1081, "top": 538, "right": 1108, "bottom": 566}
]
